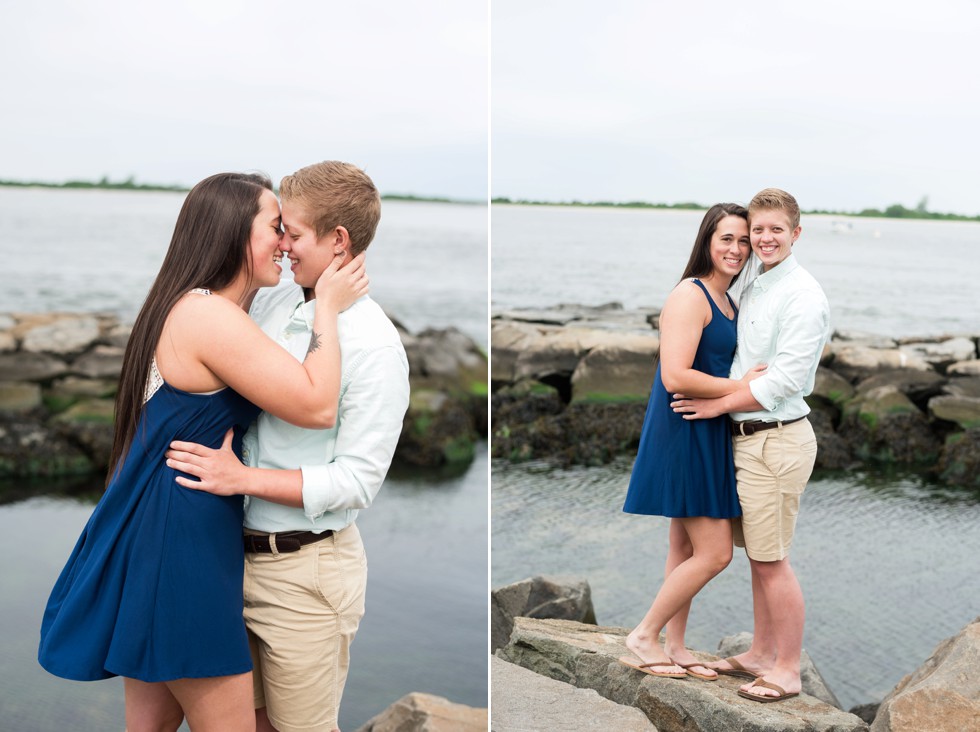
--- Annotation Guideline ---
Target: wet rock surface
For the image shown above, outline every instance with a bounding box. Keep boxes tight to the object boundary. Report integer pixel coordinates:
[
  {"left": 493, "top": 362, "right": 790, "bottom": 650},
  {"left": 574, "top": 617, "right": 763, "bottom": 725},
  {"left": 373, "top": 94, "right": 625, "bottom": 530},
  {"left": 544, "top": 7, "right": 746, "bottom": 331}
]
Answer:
[
  {"left": 492, "top": 305, "right": 980, "bottom": 487},
  {"left": 0, "top": 312, "right": 487, "bottom": 481}
]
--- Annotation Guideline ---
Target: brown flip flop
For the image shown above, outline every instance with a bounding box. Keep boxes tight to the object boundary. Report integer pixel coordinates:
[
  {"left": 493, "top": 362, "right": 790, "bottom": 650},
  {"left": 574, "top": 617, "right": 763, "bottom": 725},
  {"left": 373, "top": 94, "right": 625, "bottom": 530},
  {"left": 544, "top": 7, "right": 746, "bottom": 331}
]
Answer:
[
  {"left": 618, "top": 656, "right": 687, "bottom": 678},
  {"left": 673, "top": 661, "right": 718, "bottom": 681},
  {"left": 737, "top": 679, "right": 799, "bottom": 703},
  {"left": 714, "top": 656, "right": 758, "bottom": 680}
]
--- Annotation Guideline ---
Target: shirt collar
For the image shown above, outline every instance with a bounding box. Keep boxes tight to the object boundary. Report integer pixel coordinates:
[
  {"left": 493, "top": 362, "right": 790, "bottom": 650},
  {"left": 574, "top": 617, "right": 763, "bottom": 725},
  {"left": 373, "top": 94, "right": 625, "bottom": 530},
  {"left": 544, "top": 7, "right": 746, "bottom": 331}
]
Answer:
[
  {"left": 285, "top": 292, "right": 316, "bottom": 333},
  {"left": 752, "top": 252, "right": 799, "bottom": 291},
  {"left": 285, "top": 291, "right": 369, "bottom": 333}
]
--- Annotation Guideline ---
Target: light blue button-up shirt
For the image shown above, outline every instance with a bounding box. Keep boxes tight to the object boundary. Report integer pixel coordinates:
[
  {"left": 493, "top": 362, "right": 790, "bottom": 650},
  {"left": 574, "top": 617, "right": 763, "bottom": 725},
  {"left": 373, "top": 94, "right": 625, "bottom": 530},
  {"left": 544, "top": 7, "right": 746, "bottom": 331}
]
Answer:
[
  {"left": 241, "top": 280, "right": 410, "bottom": 533},
  {"left": 729, "top": 253, "right": 831, "bottom": 422}
]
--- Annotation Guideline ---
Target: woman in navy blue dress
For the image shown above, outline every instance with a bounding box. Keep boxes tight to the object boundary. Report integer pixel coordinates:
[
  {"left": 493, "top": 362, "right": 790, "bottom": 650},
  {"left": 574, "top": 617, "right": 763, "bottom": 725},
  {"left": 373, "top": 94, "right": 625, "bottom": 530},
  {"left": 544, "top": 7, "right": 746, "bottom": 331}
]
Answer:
[
  {"left": 619, "top": 204, "right": 765, "bottom": 680},
  {"left": 38, "top": 173, "right": 369, "bottom": 731}
]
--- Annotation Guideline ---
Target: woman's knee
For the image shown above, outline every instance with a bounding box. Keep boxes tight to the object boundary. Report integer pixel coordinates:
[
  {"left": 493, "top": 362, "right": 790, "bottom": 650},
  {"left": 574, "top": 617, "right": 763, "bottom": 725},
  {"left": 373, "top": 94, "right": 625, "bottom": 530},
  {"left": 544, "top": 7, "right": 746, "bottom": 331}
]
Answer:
[
  {"left": 125, "top": 710, "right": 184, "bottom": 732},
  {"left": 700, "top": 546, "right": 733, "bottom": 575}
]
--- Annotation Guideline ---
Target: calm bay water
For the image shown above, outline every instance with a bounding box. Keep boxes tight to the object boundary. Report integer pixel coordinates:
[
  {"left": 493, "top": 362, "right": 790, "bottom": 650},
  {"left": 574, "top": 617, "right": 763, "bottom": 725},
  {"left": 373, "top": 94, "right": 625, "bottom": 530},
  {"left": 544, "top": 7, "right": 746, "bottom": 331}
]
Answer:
[
  {"left": 490, "top": 204, "right": 980, "bottom": 710},
  {"left": 0, "top": 187, "right": 488, "bottom": 346},
  {"left": 491, "top": 459, "right": 980, "bottom": 711},
  {"left": 0, "top": 187, "right": 488, "bottom": 730}
]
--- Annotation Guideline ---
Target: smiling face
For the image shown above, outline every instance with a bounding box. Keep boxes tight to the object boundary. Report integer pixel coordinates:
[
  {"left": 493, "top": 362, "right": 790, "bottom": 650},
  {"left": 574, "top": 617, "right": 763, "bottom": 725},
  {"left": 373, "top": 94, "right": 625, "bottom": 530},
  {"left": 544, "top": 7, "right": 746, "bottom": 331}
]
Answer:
[
  {"left": 247, "top": 189, "right": 284, "bottom": 288},
  {"left": 279, "top": 199, "right": 345, "bottom": 292},
  {"left": 749, "top": 208, "right": 801, "bottom": 271},
  {"left": 709, "top": 215, "right": 751, "bottom": 280}
]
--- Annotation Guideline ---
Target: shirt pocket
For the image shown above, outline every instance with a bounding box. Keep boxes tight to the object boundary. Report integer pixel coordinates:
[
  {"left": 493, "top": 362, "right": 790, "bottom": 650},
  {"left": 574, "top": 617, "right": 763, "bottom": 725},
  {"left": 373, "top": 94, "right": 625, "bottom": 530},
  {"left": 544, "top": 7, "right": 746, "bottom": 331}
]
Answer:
[{"left": 742, "top": 314, "right": 777, "bottom": 361}]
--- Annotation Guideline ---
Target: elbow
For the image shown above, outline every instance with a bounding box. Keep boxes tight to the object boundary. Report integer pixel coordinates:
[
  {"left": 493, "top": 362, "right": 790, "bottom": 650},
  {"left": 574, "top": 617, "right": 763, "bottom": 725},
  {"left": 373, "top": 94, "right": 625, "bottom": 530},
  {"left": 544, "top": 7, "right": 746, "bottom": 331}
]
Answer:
[
  {"left": 292, "top": 407, "right": 337, "bottom": 430},
  {"left": 661, "top": 373, "right": 682, "bottom": 394},
  {"left": 309, "top": 408, "right": 337, "bottom": 430}
]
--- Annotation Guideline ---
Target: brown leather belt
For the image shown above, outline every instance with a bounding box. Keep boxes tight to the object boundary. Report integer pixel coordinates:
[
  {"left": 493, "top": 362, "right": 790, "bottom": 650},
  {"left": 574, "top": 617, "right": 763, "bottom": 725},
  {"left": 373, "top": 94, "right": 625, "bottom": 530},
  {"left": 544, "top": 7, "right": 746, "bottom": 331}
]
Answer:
[
  {"left": 730, "top": 416, "right": 805, "bottom": 437},
  {"left": 243, "top": 529, "right": 333, "bottom": 554}
]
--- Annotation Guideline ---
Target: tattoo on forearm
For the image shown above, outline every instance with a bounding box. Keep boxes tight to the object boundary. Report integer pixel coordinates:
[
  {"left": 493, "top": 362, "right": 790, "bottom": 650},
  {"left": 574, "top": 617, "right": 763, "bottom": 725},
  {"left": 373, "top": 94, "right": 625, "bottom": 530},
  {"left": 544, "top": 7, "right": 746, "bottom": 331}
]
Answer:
[{"left": 307, "top": 332, "right": 323, "bottom": 355}]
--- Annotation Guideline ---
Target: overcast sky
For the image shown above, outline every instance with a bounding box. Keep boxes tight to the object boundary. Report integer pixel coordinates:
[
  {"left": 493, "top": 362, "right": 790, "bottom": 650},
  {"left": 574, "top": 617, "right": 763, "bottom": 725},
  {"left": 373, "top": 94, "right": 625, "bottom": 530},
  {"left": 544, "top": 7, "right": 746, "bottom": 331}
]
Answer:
[
  {"left": 2, "top": 0, "right": 487, "bottom": 200},
  {"left": 492, "top": 1, "right": 980, "bottom": 216}
]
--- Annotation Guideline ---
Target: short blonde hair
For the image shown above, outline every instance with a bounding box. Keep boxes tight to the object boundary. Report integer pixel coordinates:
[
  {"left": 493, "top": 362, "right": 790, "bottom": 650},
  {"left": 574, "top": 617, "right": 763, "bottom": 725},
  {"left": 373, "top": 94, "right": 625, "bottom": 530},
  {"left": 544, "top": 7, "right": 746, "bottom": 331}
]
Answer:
[
  {"left": 279, "top": 161, "right": 381, "bottom": 255},
  {"left": 749, "top": 188, "right": 800, "bottom": 229}
]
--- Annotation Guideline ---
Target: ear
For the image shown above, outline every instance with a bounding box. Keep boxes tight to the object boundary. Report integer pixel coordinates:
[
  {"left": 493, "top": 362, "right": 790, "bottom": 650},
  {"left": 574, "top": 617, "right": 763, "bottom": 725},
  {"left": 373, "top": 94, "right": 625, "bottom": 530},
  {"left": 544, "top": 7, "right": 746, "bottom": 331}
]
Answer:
[
  {"left": 330, "top": 226, "right": 351, "bottom": 256},
  {"left": 791, "top": 225, "right": 802, "bottom": 243}
]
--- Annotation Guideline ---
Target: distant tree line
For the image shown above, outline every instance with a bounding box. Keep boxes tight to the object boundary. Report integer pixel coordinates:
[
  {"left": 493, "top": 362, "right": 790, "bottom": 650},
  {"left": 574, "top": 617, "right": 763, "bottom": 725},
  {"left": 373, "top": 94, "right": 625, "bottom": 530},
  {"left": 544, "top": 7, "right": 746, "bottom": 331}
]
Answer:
[
  {"left": 491, "top": 197, "right": 704, "bottom": 211},
  {"left": 492, "top": 195, "right": 980, "bottom": 222},
  {"left": 0, "top": 177, "right": 475, "bottom": 204},
  {"left": 0, "top": 176, "right": 188, "bottom": 192}
]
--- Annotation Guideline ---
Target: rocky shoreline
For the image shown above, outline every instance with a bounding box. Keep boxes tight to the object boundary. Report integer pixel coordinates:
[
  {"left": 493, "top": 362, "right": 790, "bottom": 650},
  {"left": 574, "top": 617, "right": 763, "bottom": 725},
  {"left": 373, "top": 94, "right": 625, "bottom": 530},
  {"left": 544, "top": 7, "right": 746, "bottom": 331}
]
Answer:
[
  {"left": 491, "top": 575, "right": 980, "bottom": 732},
  {"left": 0, "top": 312, "right": 487, "bottom": 485},
  {"left": 491, "top": 303, "right": 980, "bottom": 487}
]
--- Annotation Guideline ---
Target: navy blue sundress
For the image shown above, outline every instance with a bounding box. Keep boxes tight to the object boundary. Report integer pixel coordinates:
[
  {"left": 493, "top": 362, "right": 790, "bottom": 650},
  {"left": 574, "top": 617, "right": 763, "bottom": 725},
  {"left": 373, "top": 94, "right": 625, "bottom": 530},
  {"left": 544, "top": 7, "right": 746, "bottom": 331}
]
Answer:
[
  {"left": 39, "top": 380, "right": 260, "bottom": 682},
  {"left": 623, "top": 279, "right": 741, "bottom": 518}
]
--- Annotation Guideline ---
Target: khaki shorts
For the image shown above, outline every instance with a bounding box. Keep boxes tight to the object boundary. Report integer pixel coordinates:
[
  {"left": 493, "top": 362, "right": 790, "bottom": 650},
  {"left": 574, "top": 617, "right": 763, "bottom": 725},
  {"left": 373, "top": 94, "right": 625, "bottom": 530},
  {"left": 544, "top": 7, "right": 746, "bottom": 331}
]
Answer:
[
  {"left": 243, "top": 523, "right": 367, "bottom": 732},
  {"left": 732, "top": 418, "right": 817, "bottom": 562}
]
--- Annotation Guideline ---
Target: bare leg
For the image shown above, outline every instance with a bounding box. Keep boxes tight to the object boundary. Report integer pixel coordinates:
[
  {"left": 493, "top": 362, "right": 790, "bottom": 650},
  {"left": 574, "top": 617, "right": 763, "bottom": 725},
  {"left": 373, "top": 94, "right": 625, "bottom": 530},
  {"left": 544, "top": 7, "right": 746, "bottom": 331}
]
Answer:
[
  {"left": 738, "top": 557, "right": 804, "bottom": 698},
  {"left": 123, "top": 678, "right": 184, "bottom": 732},
  {"left": 662, "top": 520, "right": 693, "bottom": 646},
  {"left": 707, "top": 556, "right": 777, "bottom": 676},
  {"left": 166, "top": 672, "right": 256, "bottom": 732},
  {"left": 625, "top": 517, "right": 732, "bottom": 673},
  {"left": 663, "top": 520, "right": 724, "bottom": 678}
]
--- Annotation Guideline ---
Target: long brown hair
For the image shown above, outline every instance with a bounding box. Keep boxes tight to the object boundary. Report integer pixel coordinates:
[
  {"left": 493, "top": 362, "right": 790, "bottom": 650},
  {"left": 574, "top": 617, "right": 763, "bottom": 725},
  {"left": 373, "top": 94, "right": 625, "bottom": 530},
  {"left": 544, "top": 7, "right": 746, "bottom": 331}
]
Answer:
[
  {"left": 107, "top": 172, "right": 273, "bottom": 482},
  {"left": 678, "top": 203, "right": 748, "bottom": 283}
]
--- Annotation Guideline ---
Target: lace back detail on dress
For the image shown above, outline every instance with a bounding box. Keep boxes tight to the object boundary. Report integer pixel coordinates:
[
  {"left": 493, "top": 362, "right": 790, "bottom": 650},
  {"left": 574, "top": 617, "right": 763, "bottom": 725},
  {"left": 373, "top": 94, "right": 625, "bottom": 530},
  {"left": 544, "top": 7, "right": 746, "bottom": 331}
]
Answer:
[{"left": 143, "top": 288, "right": 212, "bottom": 404}]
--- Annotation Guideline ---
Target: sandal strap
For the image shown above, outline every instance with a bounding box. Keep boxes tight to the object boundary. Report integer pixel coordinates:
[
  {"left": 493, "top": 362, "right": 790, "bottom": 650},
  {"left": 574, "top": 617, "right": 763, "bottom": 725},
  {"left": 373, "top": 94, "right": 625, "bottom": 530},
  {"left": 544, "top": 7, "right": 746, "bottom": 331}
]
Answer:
[{"left": 748, "top": 679, "right": 788, "bottom": 695}]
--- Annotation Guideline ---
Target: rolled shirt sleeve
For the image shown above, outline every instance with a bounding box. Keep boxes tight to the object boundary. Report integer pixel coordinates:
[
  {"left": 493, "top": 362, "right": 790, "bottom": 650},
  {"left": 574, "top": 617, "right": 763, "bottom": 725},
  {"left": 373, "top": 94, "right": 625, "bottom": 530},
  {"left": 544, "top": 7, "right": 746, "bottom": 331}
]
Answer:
[
  {"left": 748, "top": 289, "right": 831, "bottom": 412},
  {"left": 300, "top": 346, "right": 410, "bottom": 518}
]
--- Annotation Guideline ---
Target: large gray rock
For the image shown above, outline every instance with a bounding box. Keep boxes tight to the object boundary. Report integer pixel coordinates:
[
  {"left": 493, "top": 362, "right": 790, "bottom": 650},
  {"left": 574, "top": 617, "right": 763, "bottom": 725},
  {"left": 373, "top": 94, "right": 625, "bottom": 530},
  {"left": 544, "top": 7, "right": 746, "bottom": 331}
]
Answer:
[
  {"left": 806, "top": 407, "right": 855, "bottom": 470},
  {"left": 491, "top": 576, "right": 597, "bottom": 652},
  {"left": 831, "top": 347, "right": 931, "bottom": 378},
  {"left": 811, "top": 366, "right": 856, "bottom": 407},
  {"left": 492, "top": 656, "right": 656, "bottom": 731},
  {"left": 947, "top": 360, "right": 980, "bottom": 376},
  {"left": 0, "top": 417, "right": 93, "bottom": 478},
  {"left": 0, "top": 381, "right": 42, "bottom": 413},
  {"left": 396, "top": 389, "right": 478, "bottom": 466},
  {"left": 852, "top": 370, "right": 946, "bottom": 403},
  {"left": 570, "top": 335, "right": 659, "bottom": 403},
  {"left": 354, "top": 691, "right": 486, "bottom": 732},
  {"left": 832, "top": 331, "right": 897, "bottom": 349},
  {"left": 900, "top": 337, "right": 976, "bottom": 370},
  {"left": 491, "top": 320, "right": 547, "bottom": 384},
  {"left": 838, "top": 386, "right": 940, "bottom": 464},
  {"left": 942, "top": 376, "right": 980, "bottom": 399},
  {"left": 0, "top": 351, "right": 69, "bottom": 382},
  {"left": 928, "top": 394, "right": 980, "bottom": 429},
  {"left": 0, "top": 330, "right": 15, "bottom": 353},
  {"left": 401, "top": 326, "right": 487, "bottom": 394},
  {"left": 71, "top": 345, "right": 125, "bottom": 379},
  {"left": 50, "top": 398, "right": 116, "bottom": 471},
  {"left": 493, "top": 303, "right": 657, "bottom": 333},
  {"left": 717, "top": 632, "right": 842, "bottom": 709},
  {"left": 21, "top": 315, "right": 101, "bottom": 355},
  {"left": 498, "top": 617, "right": 868, "bottom": 732},
  {"left": 871, "top": 617, "right": 980, "bottom": 732},
  {"left": 512, "top": 327, "right": 620, "bottom": 384},
  {"left": 936, "top": 429, "right": 980, "bottom": 488},
  {"left": 104, "top": 322, "right": 133, "bottom": 349}
]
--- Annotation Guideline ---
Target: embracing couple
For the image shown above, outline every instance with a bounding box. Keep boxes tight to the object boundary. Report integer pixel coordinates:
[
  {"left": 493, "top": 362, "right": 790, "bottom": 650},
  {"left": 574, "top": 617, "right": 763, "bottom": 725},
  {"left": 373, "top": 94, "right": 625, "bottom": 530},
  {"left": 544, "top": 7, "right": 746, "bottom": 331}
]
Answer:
[
  {"left": 39, "top": 162, "right": 410, "bottom": 731},
  {"left": 618, "top": 188, "right": 831, "bottom": 703}
]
